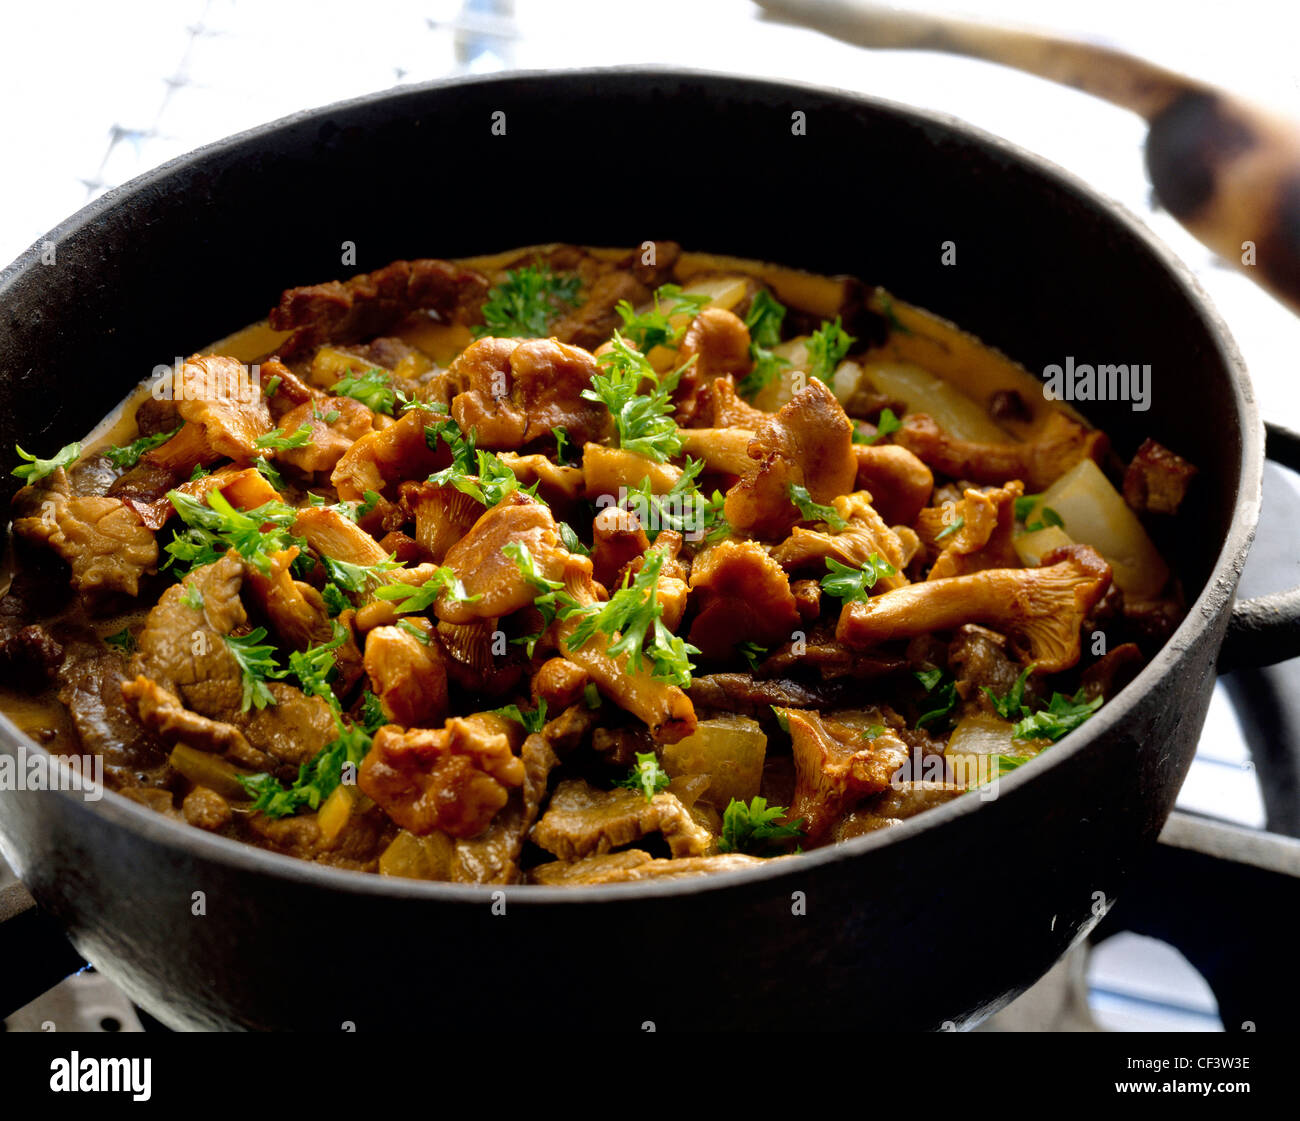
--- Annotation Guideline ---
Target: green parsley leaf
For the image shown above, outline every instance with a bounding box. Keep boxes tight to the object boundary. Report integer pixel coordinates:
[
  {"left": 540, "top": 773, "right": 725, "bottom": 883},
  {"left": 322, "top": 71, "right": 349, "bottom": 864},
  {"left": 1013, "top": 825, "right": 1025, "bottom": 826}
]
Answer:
[
  {"left": 863, "top": 724, "right": 885, "bottom": 741},
  {"left": 189, "top": 463, "right": 211, "bottom": 481},
  {"left": 583, "top": 682, "right": 601, "bottom": 709},
  {"left": 331, "top": 368, "right": 398, "bottom": 415},
  {"left": 164, "top": 489, "right": 302, "bottom": 577},
  {"left": 428, "top": 447, "right": 523, "bottom": 508},
  {"left": 322, "top": 554, "right": 401, "bottom": 595},
  {"left": 285, "top": 623, "right": 347, "bottom": 712},
  {"left": 254, "top": 424, "right": 313, "bottom": 451},
  {"left": 264, "top": 375, "right": 282, "bottom": 398},
  {"left": 738, "top": 641, "right": 768, "bottom": 672},
  {"left": 181, "top": 585, "right": 205, "bottom": 611},
  {"left": 855, "top": 407, "right": 902, "bottom": 446},
  {"left": 105, "top": 427, "right": 181, "bottom": 470},
  {"left": 805, "top": 317, "right": 856, "bottom": 382},
  {"left": 474, "top": 265, "right": 581, "bottom": 338},
  {"left": 820, "top": 554, "right": 897, "bottom": 606},
  {"left": 625, "top": 459, "right": 718, "bottom": 542},
  {"left": 983, "top": 663, "right": 1036, "bottom": 722},
  {"left": 322, "top": 582, "right": 350, "bottom": 617},
  {"left": 717, "top": 796, "right": 803, "bottom": 857},
  {"left": 224, "top": 627, "right": 282, "bottom": 713},
  {"left": 397, "top": 620, "right": 431, "bottom": 644},
  {"left": 1025, "top": 506, "right": 1066, "bottom": 533},
  {"left": 914, "top": 669, "right": 958, "bottom": 732},
  {"left": 738, "top": 290, "right": 792, "bottom": 400},
  {"left": 566, "top": 549, "right": 700, "bottom": 687},
  {"left": 12, "top": 441, "right": 79, "bottom": 484},
  {"left": 1014, "top": 493, "right": 1043, "bottom": 522},
  {"left": 104, "top": 627, "right": 136, "bottom": 654},
  {"left": 934, "top": 515, "right": 965, "bottom": 543},
  {"left": 617, "top": 751, "right": 671, "bottom": 802},
  {"left": 558, "top": 521, "right": 590, "bottom": 556},
  {"left": 359, "top": 691, "right": 387, "bottom": 733},
  {"left": 252, "top": 456, "right": 286, "bottom": 491},
  {"left": 239, "top": 723, "right": 371, "bottom": 818},
  {"left": 1012, "top": 689, "right": 1103, "bottom": 742},
  {"left": 492, "top": 699, "right": 549, "bottom": 735},
  {"left": 614, "top": 284, "right": 709, "bottom": 352},
  {"left": 373, "top": 567, "right": 480, "bottom": 614},
  {"left": 788, "top": 482, "right": 847, "bottom": 530},
  {"left": 582, "top": 333, "right": 687, "bottom": 463}
]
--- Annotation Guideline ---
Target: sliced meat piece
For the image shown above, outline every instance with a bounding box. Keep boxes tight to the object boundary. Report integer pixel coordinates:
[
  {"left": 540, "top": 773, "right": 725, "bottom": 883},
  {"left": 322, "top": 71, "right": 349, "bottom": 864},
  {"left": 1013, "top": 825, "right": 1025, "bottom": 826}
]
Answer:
[
  {"left": 783, "top": 708, "right": 911, "bottom": 844},
  {"left": 0, "top": 569, "right": 68, "bottom": 688},
  {"left": 552, "top": 270, "right": 649, "bottom": 350},
  {"left": 121, "top": 675, "right": 270, "bottom": 770},
  {"left": 450, "top": 712, "right": 569, "bottom": 884},
  {"left": 723, "top": 377, "right": 857, "bottom": 538},
  {"left": 358, "top": 714, "right": 526, "bottom": 838},
  {"left": 446, "top": 336, "right": 611, "bottom": 450},
  {"left": 130, "top": 554, "right": 336, "bottom": 767},
  {"left": 687, "top": 540, "right": 799, "bottom": 660},
  {"left": 13, "top": 477, "right": 158, "bottom": 607},
  {"left": 687, "top": 672, "right": 846, "bottom": 716},
  {"left": 1122, "top": 438, "right": 1197, "bottom": 515},
  {"left": 834, "top": 781, "right": 965, "bottom": 838},
  {"left": 57, "top": 646, "right": 170, "bottom": 780},
  {"left": 530, "top": 777, "right": 713, "bottom": 861},
  {"left": 269, "top": 258, "right": 491, "bottom": 357},
  {"left": 895, "top": 410, "right": 1106, "bottom": 492},
  {"left": 529, "top": 850, "right": 766, "bottom": 885},
  {"left": 947, "top": 624, "right": 1039, "bottom": 710}
]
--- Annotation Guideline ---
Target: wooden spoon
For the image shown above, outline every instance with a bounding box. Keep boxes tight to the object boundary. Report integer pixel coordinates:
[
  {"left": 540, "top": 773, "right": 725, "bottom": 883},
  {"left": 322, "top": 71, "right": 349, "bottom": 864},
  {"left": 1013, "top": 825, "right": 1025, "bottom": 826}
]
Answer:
[{"left": 758, "top": 0, "right": 1300, "bottom": 314}]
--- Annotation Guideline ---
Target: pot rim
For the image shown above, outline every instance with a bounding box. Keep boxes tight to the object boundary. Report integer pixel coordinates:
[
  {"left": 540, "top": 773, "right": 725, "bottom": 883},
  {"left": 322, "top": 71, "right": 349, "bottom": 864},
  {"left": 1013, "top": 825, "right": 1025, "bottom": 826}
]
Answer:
[{"left": 0, "top": 65, "right": 1262, "bottom": 905}]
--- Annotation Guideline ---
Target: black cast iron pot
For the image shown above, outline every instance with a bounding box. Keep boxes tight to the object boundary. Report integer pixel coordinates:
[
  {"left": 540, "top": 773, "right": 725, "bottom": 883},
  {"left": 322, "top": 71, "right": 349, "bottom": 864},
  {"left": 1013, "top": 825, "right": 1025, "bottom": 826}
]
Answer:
[{"left": 1, "top": 69, "right": 1298, "bottom": 1032}]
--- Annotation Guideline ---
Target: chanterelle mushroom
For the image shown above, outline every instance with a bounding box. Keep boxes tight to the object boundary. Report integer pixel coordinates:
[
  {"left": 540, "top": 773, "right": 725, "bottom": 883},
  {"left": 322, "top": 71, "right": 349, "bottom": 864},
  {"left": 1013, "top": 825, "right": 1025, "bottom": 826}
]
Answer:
[
  {"left": 781, "top": 708, "right": 911, "bottom": 845},
  {"left": 836, "top": 544, "right": 1113, "bottom": 673},
  {"left": 895, "top": 410, "right": 1106, "bottom": 493}
]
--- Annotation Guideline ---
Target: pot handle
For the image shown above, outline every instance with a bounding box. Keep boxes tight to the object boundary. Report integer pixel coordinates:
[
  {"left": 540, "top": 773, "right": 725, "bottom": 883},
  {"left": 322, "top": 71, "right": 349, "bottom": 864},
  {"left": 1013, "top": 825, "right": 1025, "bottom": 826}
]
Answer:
[{"left": 1218, "top": 422, "right": 1300, "bottom": 673}]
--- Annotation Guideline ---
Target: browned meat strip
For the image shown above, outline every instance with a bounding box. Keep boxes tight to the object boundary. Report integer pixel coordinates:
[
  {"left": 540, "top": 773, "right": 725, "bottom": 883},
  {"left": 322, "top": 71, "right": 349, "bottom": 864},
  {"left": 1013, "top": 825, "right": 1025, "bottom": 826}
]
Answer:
[
  {"left": 446, "top": 336, "right": 611, "bottom": 450},
  {"left": 58, "top": 647, "right": 170, "bottom": 781},
  {"left": 530, "top": 778, "right": 712, "bottom": 861},
  {"left": 269, "top": 258, "right": 491, "bottom": 357}
]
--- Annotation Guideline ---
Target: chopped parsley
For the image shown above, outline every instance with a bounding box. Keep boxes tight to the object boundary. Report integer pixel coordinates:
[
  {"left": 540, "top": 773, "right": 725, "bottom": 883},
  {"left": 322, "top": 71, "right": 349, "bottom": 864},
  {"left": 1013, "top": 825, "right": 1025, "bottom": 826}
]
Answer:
[
  {"left": 738, "top": 641, "right": 768, "bottom": 672},
  {"left": 934, "top": 515, "right": 965, "bottom": 543},
  {"left": 717, "top": 796, "right": 803, "bottom": 857},
  {"left": 492, "top": 699, "right": 548, "bottom": 735},
  {"left": 373, "top": 567, "right": 480, "bottom": 614},
  {"left": 983, "top": 663, "right": 1036, "bottom": 722},
  {"left": 1025, "top": 506, "right": 1066, "bottom": 533},
  {"left": 322, "top": 582, "right": 350, "bottom": 617},
  {"left": 396, "top": 619, "right": 431, "bottom": 644},
  {"left": 614, "top": 284, "right": 709, "bottom": 352},
  {"left": 104, "top": 627, "right": 136, "bottom": 654},
  {"left": 105, "top": 427, "right": 180, "bottom": 470},
  {"left": 566, "top": 549, "right": 700, "bottom": 687},
  {"left": 239, "top": 724, "right": 371, "bottom": 819},
  {"left": 626, "top": 459, "right": 723, "bottom": 542},
  {"left": 737, "top": 290, "right": 790, "bottom": 399},
  {"left": 254, "top": 424, "right": 313, "bottom": 451},
  {"left": 321, "top": 554, "right": 401, "bottom": 595},
  {"left": 854, "top": 407, "right": 902, "bottom": 446},
  {"left": 617, "top": 751, "right": 671, "bottom": 802},
  {"left": 359, "top": 691, "right": 387, "bottom": 733},
  {"left": 224, "top": 628, "right": 281, "bottom": 713},
  {"left": 474, "top": 265, "right": 582, "bottom": 338},
  {"left": 914, "top": 668, "right": 958, "bottom": 732},
  {"left": 1009, "top": 686, "right": 1103, "bottom": 743},
  {"left": 428, "top": 446, "right": 523, "bottom": 508},
  {"left": 582, "top": 333, "right": 687, "bottom": 463},
  {"left": 285, "top": 624, "right": 347, "bottom": 707},
  {"left": 558, "top": 521, "right": 590, "bottom": 556},
  {"left": 164, "top": 489, "right": 302, "bottom": 577},
  {"left": 820, "top": 554, "right": 897, "bottom": 606},
  {"left": 805, "top": 317, "right": 856, "bottom": 382},
  {"left": 11, "top": 441, "right": 79, "bottom": 484},
  {"left": 331, "top": 368, "right": 398, "bottom": 415},
  {"left": 1014, "top": 493, "right": 1043, "bottom": 522},
  {"left": 181, "top": 585, "right": 205, "bottom": 611},
  {"left": 787, "top": 482, "right": 847, "bottom": 531},
  {"left": 863, "top": 724, "right": 886, "bottom": 741},
  {"left": 252, "top": 456, "right": 286, "bottom": 491}
]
